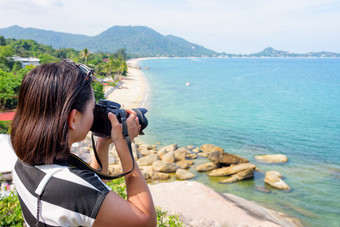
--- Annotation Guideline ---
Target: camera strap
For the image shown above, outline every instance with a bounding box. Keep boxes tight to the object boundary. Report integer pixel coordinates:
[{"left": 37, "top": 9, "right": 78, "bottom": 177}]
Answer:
[{"left": 68, "top": 115, "right": 135, "bottom": 180}]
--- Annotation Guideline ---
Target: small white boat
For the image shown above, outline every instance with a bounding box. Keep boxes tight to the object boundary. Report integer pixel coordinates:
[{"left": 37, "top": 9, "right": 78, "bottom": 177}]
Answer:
[{"left": 185, "top": 82, "right": 190, "bottom": 86}]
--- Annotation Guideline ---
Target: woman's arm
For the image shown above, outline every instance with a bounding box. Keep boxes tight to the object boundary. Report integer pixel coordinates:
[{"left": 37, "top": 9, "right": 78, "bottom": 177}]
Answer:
[
  {"left": 90, "top": 137, "right": 111, "bottom": 175},
  {"left": 93, "top": 111, "right": 157, "bottom": 227}
]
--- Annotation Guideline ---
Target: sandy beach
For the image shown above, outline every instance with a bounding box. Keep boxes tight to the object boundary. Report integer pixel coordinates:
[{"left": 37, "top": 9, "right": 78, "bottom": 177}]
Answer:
[
  {"left": 106, "top": 58, "right": 149, "bottom": 109},
  {"left": 105, "top": 59, "right": 302, "bottom": 227}
]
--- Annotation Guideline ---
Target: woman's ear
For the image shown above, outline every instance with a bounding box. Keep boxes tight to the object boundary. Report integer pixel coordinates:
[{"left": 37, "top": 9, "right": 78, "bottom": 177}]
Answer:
[{"left": 68, "top": 109, "right": 78, "bottom": 130}]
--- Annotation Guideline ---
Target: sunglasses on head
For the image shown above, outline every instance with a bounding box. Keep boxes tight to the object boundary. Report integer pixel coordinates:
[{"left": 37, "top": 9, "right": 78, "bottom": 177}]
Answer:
[{"left": 63, "top": 59, "right": 95, "bottom": 97}]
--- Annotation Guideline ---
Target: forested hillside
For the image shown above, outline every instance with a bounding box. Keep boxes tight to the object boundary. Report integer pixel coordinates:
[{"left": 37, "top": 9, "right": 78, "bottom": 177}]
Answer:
[{"left": 0, "top": 25, "right": 218, "bottom": 57}]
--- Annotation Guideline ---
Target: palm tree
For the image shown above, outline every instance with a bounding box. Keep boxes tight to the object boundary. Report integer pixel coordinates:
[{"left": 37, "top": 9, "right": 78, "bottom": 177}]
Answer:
[{"left": 80, "top": 48, "right": 90, "bottom": 64}]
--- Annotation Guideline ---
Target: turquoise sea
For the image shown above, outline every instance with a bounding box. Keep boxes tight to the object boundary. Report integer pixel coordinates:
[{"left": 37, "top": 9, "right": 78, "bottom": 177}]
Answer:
[{"left": 138, "top": 58, "right": 340, "bottom": 226}]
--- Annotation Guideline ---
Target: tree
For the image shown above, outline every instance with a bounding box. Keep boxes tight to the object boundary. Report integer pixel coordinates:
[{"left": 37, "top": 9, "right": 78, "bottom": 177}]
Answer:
[
  {"left": 92, "top": 81, "right": 105, "bottom": 102},
  {"left": 38, "top": 54, "right": 59, "bottom": 64},
  {"left": 115, "top": 48, "right": 127, "bottom": 60},
  {"left": 0, "top": 36, "right": 6, "bottom": 46},
  {"left": 0, "top": 45, "right": 14, "bottom": 71},
  {"left": 0, "top": 69, "right": 21, "bottom": 111},
  {"left": 80, "top": 48, "right": 90, "bottom": 64}
]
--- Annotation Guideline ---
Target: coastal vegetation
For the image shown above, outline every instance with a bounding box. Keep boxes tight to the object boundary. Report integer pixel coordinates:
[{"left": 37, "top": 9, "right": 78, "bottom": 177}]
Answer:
[{"left": 0, "top": 36, "right": 127, "bottom": 112}]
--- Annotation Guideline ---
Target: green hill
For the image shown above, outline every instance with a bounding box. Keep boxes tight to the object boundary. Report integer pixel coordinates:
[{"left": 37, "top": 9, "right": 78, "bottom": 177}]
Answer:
[{"left": 0, "top": 25, "right": 218, "bottom": 57}]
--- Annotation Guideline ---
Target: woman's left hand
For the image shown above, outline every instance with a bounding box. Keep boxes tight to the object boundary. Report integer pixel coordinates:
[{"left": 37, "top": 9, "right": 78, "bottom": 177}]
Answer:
[{"left": 125, "top": 109, "right": 141, "bottom": 141}]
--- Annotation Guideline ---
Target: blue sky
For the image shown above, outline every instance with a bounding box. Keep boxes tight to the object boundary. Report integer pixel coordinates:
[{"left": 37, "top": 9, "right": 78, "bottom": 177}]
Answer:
[{"left": 0, "top": 0, "right": 339, "bottom": 54}]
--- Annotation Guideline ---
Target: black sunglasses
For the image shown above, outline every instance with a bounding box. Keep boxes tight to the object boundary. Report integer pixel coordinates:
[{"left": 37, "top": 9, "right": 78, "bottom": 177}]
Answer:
[{"left": 63, "top": 59, "right": 95, "bottom": 97}]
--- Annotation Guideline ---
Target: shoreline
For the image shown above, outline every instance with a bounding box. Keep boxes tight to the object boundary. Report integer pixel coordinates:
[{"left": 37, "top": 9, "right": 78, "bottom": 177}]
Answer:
[
  {"left": 105, "top": 59, "right": 303, "bottom": 226},
  {"left": 106, "top": 58, "right": 150, "bottom": 109}
]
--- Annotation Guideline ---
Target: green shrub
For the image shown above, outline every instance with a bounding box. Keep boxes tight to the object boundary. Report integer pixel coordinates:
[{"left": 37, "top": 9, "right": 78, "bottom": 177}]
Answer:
[
  {"left": 0, "top": 120, "right": 11, "bottom": 134},
  {"left": 0, "top": 192, "right": 24, "bottom": 226},
  {"left": 156, "top": 206, "right": 183, "bottom": 227},
  {"left": 106, "top": 177, "right": 127, "bottom": 199},
  {"left": 92, "top": 81, "right": 105, "bottom": 102}
]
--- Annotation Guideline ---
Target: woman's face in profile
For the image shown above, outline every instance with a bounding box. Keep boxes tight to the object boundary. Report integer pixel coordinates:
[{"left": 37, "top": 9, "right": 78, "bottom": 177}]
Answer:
[{"left": 77, "top": 94, "right": 96, "bottom": 141}]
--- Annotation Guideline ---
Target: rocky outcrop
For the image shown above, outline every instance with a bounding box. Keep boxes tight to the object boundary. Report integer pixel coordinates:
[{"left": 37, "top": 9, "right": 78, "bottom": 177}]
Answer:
[
  {"left": 220, "top": 168, "right": 255, "bottom": 183},
  {"left": 209, "top": 163, "right": 256, "bottom": 177},
  {"left": 264, "top": 171, "right": 290, "bottom": 190},
  {"left": 255, "top": 154, "right": 288, "bottom": 163},
  {"left": 196, "top": 162, "right": 219, "bottom": 172},
  {"left": 157, "top": 144, "right": 178, "bottom": 158},
  {"left": 176, "top": 160, "right": 194, "bottom": 169},
  {"left": 176, "top": 169, "right": 196, "bottom": 180},
  {"left": 137, "top": 154, "right": 159, "bottom": 166},
  {"left": 162, "top": 151, "right": 175, "bottom": 163},
  {"left": 151, "top": 172, "right": 170, "bottom": 180},
  {"left": 200, "top": 144, "right": 224, "bottom": 153},
  {"left": 192, "top": 147, "right": 200, "bottom": 153},
  {"left": 152, "top": 160, "right": 180, "bottom": 173},
  {"left": 174, "top": 147, "right": 188, "bottom": 161},
  {"left": 208, "top": 151, "right": 248, "bottom": 165}
]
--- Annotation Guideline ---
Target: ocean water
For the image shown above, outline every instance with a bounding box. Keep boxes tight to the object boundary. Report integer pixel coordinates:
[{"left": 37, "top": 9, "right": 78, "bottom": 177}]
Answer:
[{"left": 138, "top": 58, "right": 340, "bottom": 226}]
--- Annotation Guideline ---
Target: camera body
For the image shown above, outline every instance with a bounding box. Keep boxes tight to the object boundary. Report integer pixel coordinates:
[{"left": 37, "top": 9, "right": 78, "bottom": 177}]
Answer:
[{"left": 90, "top": 99, "right": 148, "bottom": 138}]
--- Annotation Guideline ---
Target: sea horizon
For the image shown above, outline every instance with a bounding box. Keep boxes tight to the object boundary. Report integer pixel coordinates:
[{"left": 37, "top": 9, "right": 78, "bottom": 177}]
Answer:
[{"left": 138, "top": 57, "right": 340, "bottom": 227}]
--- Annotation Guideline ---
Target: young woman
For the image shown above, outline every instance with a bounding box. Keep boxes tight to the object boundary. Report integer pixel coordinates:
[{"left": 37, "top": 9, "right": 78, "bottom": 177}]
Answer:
[{"left": 11, "top": 60, "right": 156, "bottom": 226}]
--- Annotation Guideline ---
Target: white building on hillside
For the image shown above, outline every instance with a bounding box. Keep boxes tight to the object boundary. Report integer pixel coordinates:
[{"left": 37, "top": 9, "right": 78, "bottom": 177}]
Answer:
[{"left": 10, "top": 55, "right": 40, "bottom": 67}]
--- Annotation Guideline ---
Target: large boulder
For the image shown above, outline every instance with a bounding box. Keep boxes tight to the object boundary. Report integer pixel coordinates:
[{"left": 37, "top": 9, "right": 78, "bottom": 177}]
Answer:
[
  {"left": 264, "top": 171, "right": 290, "bottom": 190},
  {"left": 220, "top": 168, "right": 255, "bottom": 183},
  {"left": 138, "top": 144, "right": 153, "bottom": 150},
  {"left": 151, "top": 172, "right": 170, "bottom": 180},
  {"left": 192, "top": 147, "right": 200, "bottom": 153},
  {"left": 157, "top": 144, "right": 178, "bottom": 159},
  {"left": 136, "top": 154, "right": 159, "bottom": 166},
  {"left": 196, "top": 162, "right": 219, "bottom": 172},
  {"left": 255, "top": 154, "right": 288, "bottom": 163},
  {"left": 197, "top": 153, "right": 209, "bottom": 158},
  {"left": 139, "top": 149, "right": 151, "bottom": 157},
  {"left": 162, "top": 151, "right": 175, "bottom": 163},
  {"left": 208, "top": 151, "right": 248, "bottom": 165},
  {"left": 176, "top": 169, "right": 196, "bottom": 180},
  {"left": 208, "top": 163, "right": 256, "bottom": 177},
  {"left": 176, "top": 160, "right": 194, "bottom": 169},
  {"left": 186, "top": 153, "right": 197, "bottom": 159},
  {"left": 200, "top": 144, "right": 224, "bottom": 153},
  {"left": 152, "top": 160, "right": 180, "bottom": 173},
  {"left": 174, "top": 147, "right": 188, "bottom": 161}
]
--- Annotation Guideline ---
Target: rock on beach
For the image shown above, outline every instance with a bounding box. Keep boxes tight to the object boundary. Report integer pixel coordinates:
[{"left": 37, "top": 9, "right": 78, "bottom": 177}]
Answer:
[
  {"left": 264, "top": 171, "right": 291, "bottom": 191},
  {"left": 255, "top": 154, "right": 288, "bottom": 163},
  {"left": 209, "top": 163, "right": 256, "bottom": 177},
  {"left": 208, "top": 150, "right": 249, "bottom": 165}
]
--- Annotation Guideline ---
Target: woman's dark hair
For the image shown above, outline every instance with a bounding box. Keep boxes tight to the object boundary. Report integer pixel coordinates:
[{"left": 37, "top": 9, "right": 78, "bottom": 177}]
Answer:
[{"left": 11, "top": 61, "right": 93, "bottom": 165}]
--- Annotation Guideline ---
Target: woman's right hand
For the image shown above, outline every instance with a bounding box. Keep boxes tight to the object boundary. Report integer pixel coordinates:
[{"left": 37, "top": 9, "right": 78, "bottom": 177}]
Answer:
[
  {"left": 108, "top": 112, "right": 124, "bottom": 143},
  {"left": 108, "top": 110, "right": 140, "bottom": 143}
]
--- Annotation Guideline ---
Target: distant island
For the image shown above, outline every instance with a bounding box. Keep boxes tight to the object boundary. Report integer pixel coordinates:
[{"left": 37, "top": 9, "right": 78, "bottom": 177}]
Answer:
[
  {"left": 221, "top": 47, "right": 340, "bottom": 58},
  {"left": 0, "top": 25, "right": 339, "bottom": 58}
]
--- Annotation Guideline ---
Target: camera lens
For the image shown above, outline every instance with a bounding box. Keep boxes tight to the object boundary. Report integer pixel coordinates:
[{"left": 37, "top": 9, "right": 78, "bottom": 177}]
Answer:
[{"left": 132, "top": 108, "right": 148, "bottom": 134}]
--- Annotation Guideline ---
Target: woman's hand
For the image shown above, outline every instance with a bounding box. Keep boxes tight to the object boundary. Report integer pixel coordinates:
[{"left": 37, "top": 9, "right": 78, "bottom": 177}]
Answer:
[
  {"left": 108, "top": 110, "right": 140, "bottom": 143},
  {"left": 125, "top": 109, "right": 141, "bottom": 141}
]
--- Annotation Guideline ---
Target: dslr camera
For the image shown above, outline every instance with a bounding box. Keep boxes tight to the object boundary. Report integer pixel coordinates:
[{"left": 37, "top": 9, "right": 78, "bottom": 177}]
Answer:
[{"left": 90, "top": 99, "right": 148, "bottom": 138}]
